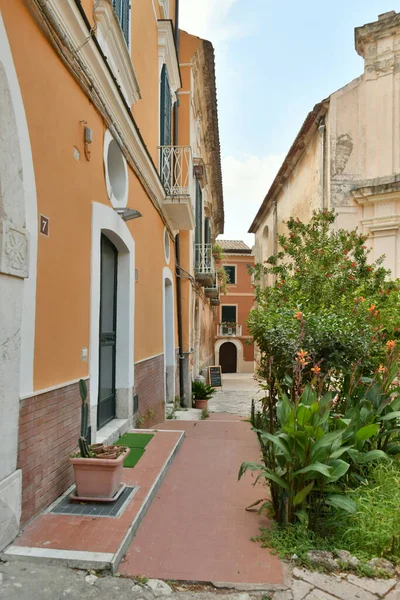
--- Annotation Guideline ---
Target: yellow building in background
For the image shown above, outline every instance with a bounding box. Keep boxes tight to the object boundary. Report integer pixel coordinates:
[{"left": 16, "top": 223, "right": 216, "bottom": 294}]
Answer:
[{"left": 0, "top": 0, "right": 223, "bottom": 548}]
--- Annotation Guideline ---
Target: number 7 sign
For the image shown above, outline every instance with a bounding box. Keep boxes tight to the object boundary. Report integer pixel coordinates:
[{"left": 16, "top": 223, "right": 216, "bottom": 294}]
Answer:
[{"left": 40, "top": 215, "right": 49, "bottom": 237}]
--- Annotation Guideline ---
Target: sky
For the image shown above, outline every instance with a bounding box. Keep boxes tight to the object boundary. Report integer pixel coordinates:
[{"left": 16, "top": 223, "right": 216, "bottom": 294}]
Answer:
[{"left": 179, "top": 1, "right": 400, "bottom": 247}]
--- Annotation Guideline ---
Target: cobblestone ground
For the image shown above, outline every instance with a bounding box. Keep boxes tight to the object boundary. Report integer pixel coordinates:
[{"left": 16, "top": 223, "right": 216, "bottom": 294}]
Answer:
[
  {"left": 208, "top": 373, "right": 264, "bottom": 417},
  {"left": 1, "top": 559, "right": 399, "bottom": 600}
]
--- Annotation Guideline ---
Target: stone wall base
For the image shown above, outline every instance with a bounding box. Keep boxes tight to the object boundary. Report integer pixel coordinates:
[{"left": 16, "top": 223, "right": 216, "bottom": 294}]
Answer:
[
  {"left": 18, "top": 382, "right": 81, "bottom": 526},
  {"left": 0, "top": 469, "right": 22, "bottom": 550}
]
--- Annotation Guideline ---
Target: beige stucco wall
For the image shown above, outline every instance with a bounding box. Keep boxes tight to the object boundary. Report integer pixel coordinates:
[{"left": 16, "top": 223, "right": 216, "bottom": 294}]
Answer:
[
  {"left": 327, "top": 13, "right": 400, "bottom": 278},
  {"left": 254, "top": 129, "right": 322, "bottom": 266},
  {"left": 255, "top": 12, "right": 400, "bottom": 280}
]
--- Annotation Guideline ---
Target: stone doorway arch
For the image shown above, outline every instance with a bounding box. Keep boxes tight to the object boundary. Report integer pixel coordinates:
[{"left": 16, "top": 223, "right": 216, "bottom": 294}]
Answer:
[
  {"left": 219, "top": 341, "right": 237, "bottom": 373},
  {"left": 0, "top": 14, "right": 37, "bottom": 550}
]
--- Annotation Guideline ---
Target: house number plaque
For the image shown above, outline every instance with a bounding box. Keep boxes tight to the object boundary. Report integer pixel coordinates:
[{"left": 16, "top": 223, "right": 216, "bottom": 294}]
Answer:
[{"left": 40, "top": 215, "right": 49, "bottom": 237}]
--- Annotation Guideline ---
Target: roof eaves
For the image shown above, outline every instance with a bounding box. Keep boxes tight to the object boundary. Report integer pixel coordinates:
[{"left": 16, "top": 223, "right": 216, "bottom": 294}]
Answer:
[
  {"left": 196, "top": 40, "right": 224, "bottom": 235},
  {"left": 248, "top": 99, "right": 329, "bottom": 234}
]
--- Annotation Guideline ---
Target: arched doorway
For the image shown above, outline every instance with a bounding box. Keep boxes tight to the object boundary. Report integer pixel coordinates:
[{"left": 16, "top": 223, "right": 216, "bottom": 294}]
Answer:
[
  {"left": 219, "top": 342, "right": 237, "bottom": 373},
  {"left": 90, "top": 203, "right": 135, "bottom": 441}
]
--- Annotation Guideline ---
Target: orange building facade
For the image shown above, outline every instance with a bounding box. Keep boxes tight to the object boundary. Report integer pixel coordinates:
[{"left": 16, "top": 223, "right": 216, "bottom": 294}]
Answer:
[
  {"left": 214, "top": 242, "right": 255, "bottom": 374},
  {"left": 0, "top": 0, "right": 223, "bottom": 548}
]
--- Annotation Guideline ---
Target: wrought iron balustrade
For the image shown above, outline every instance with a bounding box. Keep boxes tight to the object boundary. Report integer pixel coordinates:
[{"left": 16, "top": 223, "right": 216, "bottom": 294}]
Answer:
[{"left": 159, "top": 146, "right": 192, "bottom": 197}]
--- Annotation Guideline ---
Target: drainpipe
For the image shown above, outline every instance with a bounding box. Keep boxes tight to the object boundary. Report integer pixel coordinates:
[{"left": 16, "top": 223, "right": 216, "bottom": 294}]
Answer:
[
  {"left": 173, "top": 0, "right": 185, "bottom": 404},
  {"left": 175, "top": 235, "right": 185, "bottom": 405},
  {"left": 273, "top": 200, "right": 278, "bottom": 284},
  {"left": 318, "top": 117, "right": 326, "bottom": 209}
]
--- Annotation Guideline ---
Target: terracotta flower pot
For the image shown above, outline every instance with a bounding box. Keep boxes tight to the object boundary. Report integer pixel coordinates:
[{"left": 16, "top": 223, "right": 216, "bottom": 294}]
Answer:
[
  {"left": 70, "top": 448, "right": 130, "bottom": 499},
  {"left": 194, "top": 398, "right": 208, "bottom": 410}
]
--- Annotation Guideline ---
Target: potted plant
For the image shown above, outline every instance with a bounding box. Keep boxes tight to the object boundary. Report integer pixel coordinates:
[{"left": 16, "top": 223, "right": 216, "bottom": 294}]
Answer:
[
  {"left": 69, "top": 379, "right": 130, "bottom": 501},
  {"left": 192, "top": 380, "right": 216, "bottom": 410},
  {"left": 220, "top": 321, "right": 238, "bottom": 335},
  {"left": 212, "top": 243, "right": 224, "bottom": 261},
  {"left": 217, "top": 267, "right": 227, "bottom": 294}
]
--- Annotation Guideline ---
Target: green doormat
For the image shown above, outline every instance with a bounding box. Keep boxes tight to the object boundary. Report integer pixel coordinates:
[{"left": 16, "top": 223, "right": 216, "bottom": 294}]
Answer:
[
  {"left": 123, "top": 447, "right": 145, "bottom": 468},
  {"left": 115, "top": 433, "right": 154, "bottom": 468},
  {"left": 116, "top": 433, "right": 154, "bottom": 449}
]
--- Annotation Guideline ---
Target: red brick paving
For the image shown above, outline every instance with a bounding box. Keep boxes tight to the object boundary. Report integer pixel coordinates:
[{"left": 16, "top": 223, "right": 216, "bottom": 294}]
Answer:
[
  {"left": 14, "top": 430, "right": 181, "bottom": 554},
  {"left": 119, "top": 417, "right": 283, "bottom": 585}
]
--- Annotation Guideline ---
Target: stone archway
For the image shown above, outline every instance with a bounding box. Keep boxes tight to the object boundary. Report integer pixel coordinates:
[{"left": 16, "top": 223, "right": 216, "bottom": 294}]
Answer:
[
  {"left": 219, "top": 341, "right": 237, "bottom": 373},
  {"left": 0, "top": 14, "right": 37, "bottom": 550},
  {"left": 215, "top": 338, "right": 245, "bottom": 373}
]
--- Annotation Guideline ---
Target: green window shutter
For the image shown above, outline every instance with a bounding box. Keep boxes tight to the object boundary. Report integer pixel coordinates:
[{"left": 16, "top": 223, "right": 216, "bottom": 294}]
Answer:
[
  {"left": 223, "top": 265, "right": 236, "bottom": 284},
  {"left": 112, "top": 0, "right": 130, "bottom": 46},
  {"left": 195, "top": 180, "right": 203, "bottom": 245},
  {"left": 205, "top": 217, "right": 211, "bottom": 245},
  {"left": 160, "top": 65, "right": 172, "bottom": 147}
]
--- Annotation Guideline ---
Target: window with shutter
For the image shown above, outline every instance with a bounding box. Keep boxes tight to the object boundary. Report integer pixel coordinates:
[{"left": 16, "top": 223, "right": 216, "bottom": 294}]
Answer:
[
  {"left": 195, "top": 180, "right": 203, "bottom": 245},
  {"left": 204, "top": 217, "right": 211, "bottom": 245},
  {"left": 160, "top": 65, "right": 172, "bottom": 147},
  {"left": 112, "top": 0, "right": 130, "bottom": 46},
  {"left": 223, "top": 265, "right": 236, "bottom": 284}
]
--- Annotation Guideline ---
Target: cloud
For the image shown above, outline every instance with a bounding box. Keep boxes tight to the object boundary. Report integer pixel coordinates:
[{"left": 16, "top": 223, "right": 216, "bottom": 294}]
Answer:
[
  {"left": 179, "top": 0, "right": 242, "bottom": 45},
  {"left": 219, "top": 154, "right": 285, "bottom": 246},
  {"left": 178, "top": 1, "right": 277, "bottom": 246}
]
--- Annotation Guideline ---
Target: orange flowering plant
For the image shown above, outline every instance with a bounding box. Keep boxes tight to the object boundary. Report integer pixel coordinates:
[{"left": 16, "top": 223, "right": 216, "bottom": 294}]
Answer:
[
  {"left": 248, "top": 210, "right": 400, "bottom": 386},
  {"left": 242, "top": 340, "right": 400, "bottom": 531}
]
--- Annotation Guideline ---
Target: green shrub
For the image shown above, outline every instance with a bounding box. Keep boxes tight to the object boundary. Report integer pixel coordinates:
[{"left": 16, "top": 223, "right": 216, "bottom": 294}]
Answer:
[
  {"left": 249, "top": 210, "right": 400, "bottom": 385},
  {"left": 240, "top": 350, "right": 400, "bottom": 530}
]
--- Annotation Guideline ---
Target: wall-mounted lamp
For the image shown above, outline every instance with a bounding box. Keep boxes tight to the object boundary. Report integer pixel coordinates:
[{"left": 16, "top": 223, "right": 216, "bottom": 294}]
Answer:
[
  {"left": 80, "top": 120, "right": 92, "bottom": 161},
  {"left": 114, "top": 208, "right": 143, "bottom": 222},
  {"left": 193, "top": 164, "right": 204, "bottom": 179}
]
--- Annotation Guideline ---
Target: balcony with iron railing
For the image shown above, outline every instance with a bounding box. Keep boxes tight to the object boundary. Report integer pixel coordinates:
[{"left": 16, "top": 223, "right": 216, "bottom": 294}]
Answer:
[
  {"left": 204, "top": 277, "right": 220, "bottom": 299},
  {"left": 217, "top": 323, "right": 243, "bottom": 337},
  {"left": 159, "top": 146, "right": 194, "bottom": 230},
  {"left": 194, "top": 243, "right": 214, "bottom": 287}
]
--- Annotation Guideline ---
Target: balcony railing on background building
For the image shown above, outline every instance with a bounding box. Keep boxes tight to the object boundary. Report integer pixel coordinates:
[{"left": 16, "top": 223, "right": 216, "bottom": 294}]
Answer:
[
  {"left": 159, "top": 146, "right": 192, "bottom": 197},
  {"left": 204, "top": 278, "right": 219, "bottom": 299},
  {"left": 218, "top": 324, "right": 243, "bottom": 337},
  {"left": 194, "top": 243, "right": 214, "bottom": 286}
]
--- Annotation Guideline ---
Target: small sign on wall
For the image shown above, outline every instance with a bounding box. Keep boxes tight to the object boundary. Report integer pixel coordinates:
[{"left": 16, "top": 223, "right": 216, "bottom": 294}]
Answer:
[{"left": 40, "top": 215, "right": 49, "bottom": 237}]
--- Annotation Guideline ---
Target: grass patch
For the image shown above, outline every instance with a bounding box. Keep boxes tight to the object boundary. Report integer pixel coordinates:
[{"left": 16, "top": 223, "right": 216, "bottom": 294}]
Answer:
[
  {"left": 339, "top": 461, "right": 400, "bottom": 559},
  {"left": 255, "top": 523, "right": 333, "bottom": 563},
  {"left": 115, "top": 432, "right": 154, "bottom": 468},
  {"left": 200, "top": 408, "right": 209, "bottom": 420},
  {"left": 254, "top": 462, "right": 400, "bottom": 569}
]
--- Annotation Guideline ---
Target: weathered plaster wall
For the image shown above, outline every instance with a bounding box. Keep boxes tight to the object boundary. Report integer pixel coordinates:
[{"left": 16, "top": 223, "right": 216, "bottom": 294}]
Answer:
[
  {"left": 254, "top": 129, "right": 322, "bottom": 266},
  {"left": 327, "top": 12, "right": 400, "bottom": 277}
]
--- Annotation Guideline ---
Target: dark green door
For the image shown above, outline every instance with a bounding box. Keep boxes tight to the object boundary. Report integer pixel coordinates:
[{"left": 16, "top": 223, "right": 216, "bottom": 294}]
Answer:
[{"left": 98, "top": 235, "right": 118, "bottom": 429}]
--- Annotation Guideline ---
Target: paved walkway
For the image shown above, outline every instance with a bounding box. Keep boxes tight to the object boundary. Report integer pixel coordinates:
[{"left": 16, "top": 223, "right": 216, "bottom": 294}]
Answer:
[
  {"left": 208, "top": 373, "right": 264, "bottom": 417},
  {"left": 119, "top": 414, "right": 283, "bottom": 586}
]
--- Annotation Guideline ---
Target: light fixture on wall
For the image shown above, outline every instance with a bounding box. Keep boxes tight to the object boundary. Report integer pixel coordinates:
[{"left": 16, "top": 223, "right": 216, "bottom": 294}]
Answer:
[
  {"left": 80, "top": 120, "right": 92, "bottom": 161},
  {"left": 114, "top": 207, "right": 143, "bottom": 221}
]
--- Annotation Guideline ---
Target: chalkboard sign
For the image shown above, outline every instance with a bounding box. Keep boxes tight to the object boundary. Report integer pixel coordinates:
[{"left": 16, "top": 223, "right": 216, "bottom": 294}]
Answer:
[{"left": 208, "top": 366, "right": 222, "bottom": 387}]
